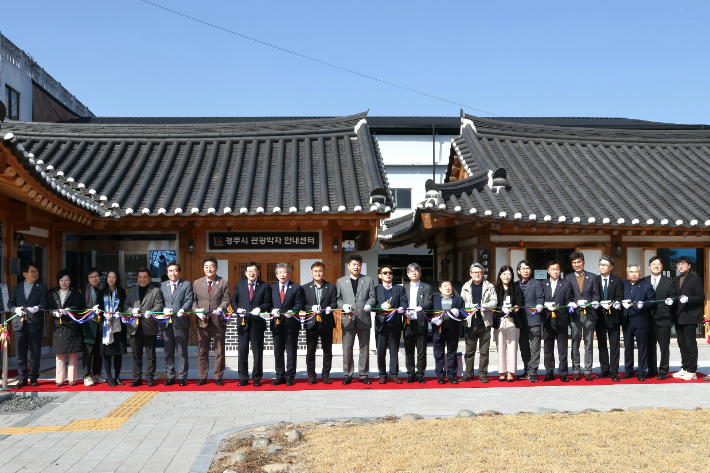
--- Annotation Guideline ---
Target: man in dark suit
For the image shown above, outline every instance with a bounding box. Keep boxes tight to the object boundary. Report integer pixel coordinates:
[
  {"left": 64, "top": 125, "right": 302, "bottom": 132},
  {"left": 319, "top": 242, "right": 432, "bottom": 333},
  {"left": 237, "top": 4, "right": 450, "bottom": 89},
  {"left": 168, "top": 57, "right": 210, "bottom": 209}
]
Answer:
[
  {"left": 373, "top": 265, "right": 407, "bottom": 384},
  {"left": 431, "top": 280, "right": 464, "bottom": 385},
  {"left": 192, "top": 257, "right": 231, "bottom": 386},
  {"left": 231, "top": 262, "right": 272, "bottom": 387},
  {"left": 7, "top": 262, "right": 48, "bottom": 388},
  {"left": 160, "top": 262, "right": 194, "bottom": 386},
  {"left": 302, "top": 261, "right": 337, "bottom": 385},
  {"left": 541, "top": 260, "right": 574, "bottom": 382},
  {"left": 403, "top": 263, "right": 433, "bottom": 384},
  {"left": 269, "top": 263, "right": 305, "bottom": 386},
  {"left": 564, "top": 251, "right": 601, "bottom": 381},
  {"left": 516, "top": 260, "right": 545, "bottom": 382},
  {"left": 644, "top": 256, "right": 676, "bottom": 380},
  {"left": 595, "top": 255, "right": 625, "bottom": 382},
  {"left": 620, "top": 263, "right": 656, "bottom": 381},
  {"left": 125, "top": 267, "right": 164, "bottom": 387},
  {"left": 671, "top": 256, "right": 706, "bottom": 381}
]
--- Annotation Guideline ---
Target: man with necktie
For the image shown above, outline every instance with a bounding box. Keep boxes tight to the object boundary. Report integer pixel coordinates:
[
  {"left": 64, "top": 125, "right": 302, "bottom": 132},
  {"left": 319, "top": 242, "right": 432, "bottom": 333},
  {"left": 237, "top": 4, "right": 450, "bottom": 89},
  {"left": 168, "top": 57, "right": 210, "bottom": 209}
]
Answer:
[
  {"left": 515, "top": 260, "right": 545, "bottom": 382},
  {"left": 595, "top": 256, "right": 624, "bottom": 382},
  {"left": 644, "top": 256, "right": 676, "bottom": 380},
  {"left": 303, "top": 261, "right": 338, "bottom": 384},
  {"left": 269, "top": 263, "right": 305, "bottom": 386},
  {"left": 403, "top": 263, "right": 433, "bottom": 384},
  {"left": 374, "top": 265, "right": 407, "bottom": 384},
  {"left": 542, "top": 260, "right": 574, "bottom": 382},
  {"left": 620, "top": 263, "right": 656, "bottom": 381},
  {"left": 160, "top": 262, "right": 194, "bottom": 386}
]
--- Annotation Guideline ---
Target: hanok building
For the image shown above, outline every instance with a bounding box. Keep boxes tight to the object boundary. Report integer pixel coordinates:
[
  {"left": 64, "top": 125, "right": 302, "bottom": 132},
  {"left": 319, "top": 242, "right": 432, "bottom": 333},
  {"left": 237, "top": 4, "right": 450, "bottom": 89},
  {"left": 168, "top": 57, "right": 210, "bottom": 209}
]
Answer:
[
  {"left": 0, "top": 112, "right": 393, "bottom": 356},
  {"left": 380, "top": 112, "right": 710, "bottom": 336}
]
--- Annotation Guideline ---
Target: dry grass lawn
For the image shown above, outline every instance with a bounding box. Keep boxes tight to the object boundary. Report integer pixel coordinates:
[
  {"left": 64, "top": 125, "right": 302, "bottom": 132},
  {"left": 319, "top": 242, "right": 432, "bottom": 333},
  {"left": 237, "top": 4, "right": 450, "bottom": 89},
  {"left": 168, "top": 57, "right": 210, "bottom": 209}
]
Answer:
[{"left": 296, "top": 409, "right": 710, "bottom": 473}]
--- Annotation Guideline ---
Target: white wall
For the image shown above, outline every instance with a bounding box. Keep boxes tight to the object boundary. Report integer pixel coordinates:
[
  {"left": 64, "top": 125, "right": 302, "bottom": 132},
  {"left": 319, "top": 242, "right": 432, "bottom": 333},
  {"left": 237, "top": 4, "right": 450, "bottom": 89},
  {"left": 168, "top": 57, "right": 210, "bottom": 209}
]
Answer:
[{"left": 0, "top": 57, "right": 33, "bottom": 121}]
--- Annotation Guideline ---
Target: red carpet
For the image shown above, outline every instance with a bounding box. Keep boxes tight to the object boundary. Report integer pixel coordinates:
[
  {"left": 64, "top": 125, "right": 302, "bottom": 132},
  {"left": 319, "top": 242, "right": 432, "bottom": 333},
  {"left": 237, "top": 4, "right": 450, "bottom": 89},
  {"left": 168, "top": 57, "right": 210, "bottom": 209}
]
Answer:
[{"left": 7, "top": 372, "right": 707, "bottom": 392}]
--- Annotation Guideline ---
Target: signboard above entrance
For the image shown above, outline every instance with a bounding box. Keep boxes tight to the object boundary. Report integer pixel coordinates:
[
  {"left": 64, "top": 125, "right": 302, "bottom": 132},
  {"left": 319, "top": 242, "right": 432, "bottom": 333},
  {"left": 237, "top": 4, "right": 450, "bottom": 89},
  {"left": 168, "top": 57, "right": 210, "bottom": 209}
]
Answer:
[{"left": 207, "top": 231, "right": 322, "bottom": 253}]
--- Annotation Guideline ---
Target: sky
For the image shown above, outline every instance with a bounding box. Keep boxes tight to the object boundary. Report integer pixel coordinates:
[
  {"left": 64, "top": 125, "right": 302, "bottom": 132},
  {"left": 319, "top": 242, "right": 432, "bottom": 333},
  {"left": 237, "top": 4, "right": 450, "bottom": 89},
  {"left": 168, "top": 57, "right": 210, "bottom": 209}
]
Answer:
[{"left": 5, "top": 1, "right": 709, "bottom": 123}]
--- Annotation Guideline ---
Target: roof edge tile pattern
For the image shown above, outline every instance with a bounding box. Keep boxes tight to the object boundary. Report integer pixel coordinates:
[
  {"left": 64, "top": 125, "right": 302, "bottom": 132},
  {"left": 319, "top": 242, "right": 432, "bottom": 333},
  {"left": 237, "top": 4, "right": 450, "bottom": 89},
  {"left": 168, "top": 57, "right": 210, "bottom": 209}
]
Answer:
[
  {"left": 379, "top": 112, "right": 710, "bottom": 248},
  {"left": 2, "top": 112, "right": 394, "bottom": 219}
]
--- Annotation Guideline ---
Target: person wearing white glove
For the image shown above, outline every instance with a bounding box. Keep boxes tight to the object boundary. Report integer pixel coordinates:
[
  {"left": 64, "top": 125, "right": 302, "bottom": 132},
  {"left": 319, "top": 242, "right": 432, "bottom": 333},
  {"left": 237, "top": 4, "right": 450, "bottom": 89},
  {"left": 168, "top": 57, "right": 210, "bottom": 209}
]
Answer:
[
  {"left": 268, "top": 263, "right": 305, "bottom": 386},
  {"left": 230, "top": 261, "right": 271, "bottom": 387},
  {"left": 432, "top": 279, "right": 465, "bottom": 385},
  {"left": 563, "top": 252, "right": 601, "bottom": 381},
  {"left": 303, "top": 262, "right": 337, "bottom": 384},
  {"left": 672, "top": 256, "right": 704, "bottom": 380},
  {"left": 493, "top": 266, "right": 524, "bottom": 383},
  {"left": 82, "top": 268, "right": 105, "bottom": 387},
  {"left": 336, "top": 254, "right": 376, "bottom": 385},
  {"left": 460, "top": 263, "right": 497, "bottom": 383},
  {"left": 96, "top": 270, "right": 128, "bottom": 387},
  {"left": 619, "top": 263, "right": 656, "bottom": 381},
  {"left": 541, "top": 260, "right": 574, "bottom": 383},
  {"left": 595, "top": 255, "right": 625, "bottom": 381},
  {"left": 160, "top": 263, "right": 194, "bottom": 386},
  {"left": 373, "top": 266, "right": 407, "bottom": 384},
  {"left": 123, "top": 267, "right": 165, "bottom": 387},
  {"left": 516, "top": 260, "right": 546, "bottom": 383},
  {"left": 50, "top": 270, "right": 83, "bottom": 387},
  {"left": 7, "top": 262, "right": 48, "bottom": 388}
]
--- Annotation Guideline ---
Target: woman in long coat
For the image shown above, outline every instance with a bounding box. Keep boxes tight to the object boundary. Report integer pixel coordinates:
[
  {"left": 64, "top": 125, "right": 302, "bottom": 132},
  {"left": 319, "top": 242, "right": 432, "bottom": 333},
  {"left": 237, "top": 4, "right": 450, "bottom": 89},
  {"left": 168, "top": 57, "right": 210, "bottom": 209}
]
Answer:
[
  {"left": 50, "top": 270, "right": 84, "bottom": 386},
  {"left": 98, "top": 270, "right": 127, "bottom": 387}
]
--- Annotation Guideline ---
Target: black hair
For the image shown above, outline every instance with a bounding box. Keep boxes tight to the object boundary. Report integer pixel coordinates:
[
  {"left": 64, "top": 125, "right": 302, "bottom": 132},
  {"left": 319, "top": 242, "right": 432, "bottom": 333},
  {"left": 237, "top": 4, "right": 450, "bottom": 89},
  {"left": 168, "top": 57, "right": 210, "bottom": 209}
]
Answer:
[
  {"left": 547, "top": 259, "right": 561, "bottom": 270},
  {"left": 677, "top": 256, "right": 692, "bottom": 265},
  {"left": 167, "top": 261, "right": 181, "bottom": 272},
  {"left": 648, "top": 256, "right": 662, "bottom": 266},
  {"left": 136, "top": 267, "right": 151, "bottom": 277},
  {"left": 86, "top": 267, "right": 100, "bottom": 281},
  {"left": 570, "top": 252, "right": 585, "bottom": 262},
  {"left": 379, "top": 265, "right": 394, "bottom": 273},
  {"left": 348, "top": 254, "right": 364, "bottom": 265},
  {"left": 21, "top": 262, "right": 38, "bottom": 274},
  {"left": 245, "top": 261, "right": 259, "bottom": 270},
  {"left": 56, "top": 269, "right": 72, "bottom": 283},
  {"left": 202, "top": 256, "right": 218, "bottom": 266}
]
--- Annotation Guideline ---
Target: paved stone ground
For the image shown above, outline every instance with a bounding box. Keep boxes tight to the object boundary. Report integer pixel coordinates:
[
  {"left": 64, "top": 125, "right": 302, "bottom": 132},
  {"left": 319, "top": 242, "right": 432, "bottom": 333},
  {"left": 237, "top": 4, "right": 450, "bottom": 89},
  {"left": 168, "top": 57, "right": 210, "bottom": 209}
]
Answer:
[{"left": 0, "top": 343, "right": 708, "bottom": 473}]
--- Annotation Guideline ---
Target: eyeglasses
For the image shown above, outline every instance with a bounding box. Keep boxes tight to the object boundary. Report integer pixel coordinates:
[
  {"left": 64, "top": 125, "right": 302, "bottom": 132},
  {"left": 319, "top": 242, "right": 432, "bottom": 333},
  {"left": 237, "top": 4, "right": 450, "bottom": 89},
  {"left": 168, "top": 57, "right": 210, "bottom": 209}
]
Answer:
[
  {"left": 471, "top": 271, "right": 484, "bottom": 275},
  {"left": 380, "top": 271, "right": 393, "bottom": 275}
]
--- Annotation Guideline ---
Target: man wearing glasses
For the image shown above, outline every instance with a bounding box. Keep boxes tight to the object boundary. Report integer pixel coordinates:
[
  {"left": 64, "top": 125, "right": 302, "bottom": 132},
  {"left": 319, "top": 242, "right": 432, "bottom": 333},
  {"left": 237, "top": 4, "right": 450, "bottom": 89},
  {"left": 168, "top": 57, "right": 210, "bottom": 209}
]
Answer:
[
  {"left": 460, "top": 263, "right": 497, "bottom": 383},
  {"left": 671, "top": 256, "right": 705, "bottom": 381},
  {"left": 374, "top": 265, "right": 407, "bottom": 384},
  {"left": 403, "top": 263, "right": 432, "bottom": 383}
]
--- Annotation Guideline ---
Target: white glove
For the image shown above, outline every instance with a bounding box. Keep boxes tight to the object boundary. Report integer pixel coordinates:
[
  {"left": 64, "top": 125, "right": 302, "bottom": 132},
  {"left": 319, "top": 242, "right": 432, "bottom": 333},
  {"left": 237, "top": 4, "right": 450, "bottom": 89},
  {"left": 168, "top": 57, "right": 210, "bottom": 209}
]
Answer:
[
  {"left": 325, "top": 307, "right": 332, "bottom": 314},
  {"left": 284, "top": 311, "right": 293, "bottom": 318},
  {"left": 143, "top": 311, "right": 152, "bottom": 319},
  {"left": 408, "top": 309, "right": 418, "bottom": 320},
  {"left": 665, "top": 298, "right": 674, "bottom": 306},
  {"left": 177, "top": 309, "right": 185, "bottom": 317},
  {"left": 450, "top": 308, "right": 460, "bottom": 317},
  {"left": 416, "top": 306, "right": 422, "bottom": 312},
  {"left": 502, "top": 305, "right": 512, "bottom": 315},
  {"left": 28, "top": 306, "right": 39, "bottom": 313},
  {"left": 164, "top": 308, "right": 174, "bottom": 315},
  {"left": 53, "top": 310, "right": 61, "bottom": 318},
  {"left": 211, "top": 309, "right": 222, "bottom": 316},
  {"left": 680, "top": 295, "right": 689, "bottom": 303},
  {"left": 91, "top": 304, "right": 100, "bottom": 313},
  {"left": 535, "top": 304, "right": 543, "bottom": 312},
  {"left": 381, "top": 301, "right": 391, "bottom": 309},
  {"left": 636, "top": 301, "right": 644, "bottom": 309},
  {"left": 591, "top": 301, "right": 600, "bottom": 309},
  {"left": 577, "top": 300, "right": 587, "bottom": 306},
  {"left": 60, "top": 309, "right": 69, "bottom": 315},
  {"left": 196, "top": 312, "right": 206, "bottom": 320},
  {"left": 132, "top": 308, "right": 140, "bottom": 315},
  {"left": 601, "top": 301, "right": 610, "bottom": 310},
  {"left": 397, "top": 307, "right": 404, "bottom": 314},
  {"left": 14, "top": 307, "right": 23, "bottom": 315},
  {"left": 364, "top": 304, "right": 371, "bottom": 312},
  {"left": 312, "top": 305, "right": 319, "bottom": 312},
  {"left": 236, "top": 308, "right": 246, "bottom": 314},
  {"left": 271, "top": 308, "right": 280, "bottom": 316},
  {"left": 622, "top": 300, "right": 632, "bottom": 310},
  {"left": 343, "top": 304, "right": 351, "bottom": 313},
  {"left": 432, "top": 316, "right": 443, "bottom": 326},
  {"left": 251, "top": 308, "right": 260, "bottom": 315},
  {"left": 544, "top": 302, "right": 555, "bottom": 309},
  {"left": 613, "top": 301, "right": 621, "bottom": 310},
  {"left": 568, "top": 302, "right": 577, "bottom": 310}
]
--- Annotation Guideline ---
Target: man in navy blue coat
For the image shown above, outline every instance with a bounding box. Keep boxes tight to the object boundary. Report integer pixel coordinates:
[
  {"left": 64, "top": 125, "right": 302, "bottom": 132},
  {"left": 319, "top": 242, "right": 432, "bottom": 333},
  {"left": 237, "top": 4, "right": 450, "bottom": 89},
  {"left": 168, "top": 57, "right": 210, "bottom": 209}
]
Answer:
[
  {"left": 7, "top": 262, "right": 48, "bottom": 388},
  {"left": 431, "top": 279, "right": 464, "bottom": 385},
  {"left": 269, "top": 263, "right": 305, "bottom": 386},
  {"left": 231, "top": 262, "right": 273, "bottom": 387},
  {"left": 374, "top": 265, "right": 408, "bottom": 384},
  {"left": 620, "top": 263, "right": 656, "bottom": 381}
]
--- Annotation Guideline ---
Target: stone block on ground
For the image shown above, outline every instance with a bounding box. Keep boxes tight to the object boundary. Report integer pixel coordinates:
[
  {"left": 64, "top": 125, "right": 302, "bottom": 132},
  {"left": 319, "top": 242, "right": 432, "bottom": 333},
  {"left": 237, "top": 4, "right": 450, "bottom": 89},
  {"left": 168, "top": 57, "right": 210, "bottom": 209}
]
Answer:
[
  {"left": 252, "top": 437, "right": 272, "bottom": 448},
  {"left": 399, "top": 413, "right": 424, "bottom": 423},
  {"left": 456, "top": 409, "right": 476, "bottom": 418},
  {"left": 285, "top": 428, "right": 303, "bottom": 442}
]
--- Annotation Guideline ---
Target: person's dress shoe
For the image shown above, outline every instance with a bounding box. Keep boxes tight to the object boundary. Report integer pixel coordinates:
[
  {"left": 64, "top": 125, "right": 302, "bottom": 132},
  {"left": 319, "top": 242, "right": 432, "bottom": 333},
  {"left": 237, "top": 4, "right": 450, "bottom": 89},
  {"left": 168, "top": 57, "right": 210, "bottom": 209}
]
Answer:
[
  {"left": 646, "top": 371, "right": 658, "bottom": 378},
  {"left": 611, "top": 374, "right": 620, "bottom": 382},
  {"left": 389, "top": 376, "right": 403, "bottom": 384},
  {"left": 179, "top": 379, "right": 187, "bottom": 386},
  {"left": 237, "top": 380, "right": 249, "bottom": 386},
  {"left": 115, "top": 378, "right": 125, "bottom": 386},
  {"left": 215, "top": 379, "right": 224, "bottom": 386},
  {"left": 507, "top": 377, "right": 514, "bottom": 383},
  {"left": 498, "top": 376, "right": 506, "bottom": 382},
  {"left": 560, "top": 375, "right": 569, "bottom": 382},
  {"left": 308, "top": 377, "right": 317, "bottom": 385},
  {"left": 130, "top": 379, "right": 143, "bottom": 387},
  {"left": 379, "top": 376, "right": 388, "bottom": 384},
  {"left": 657, "top": 374, "right": 668, "bottom": 380},
  {"left": 30, "top": 380, "right": 39, "bottom": 387},
  {"left": 621, "top": 372, "right": 635, "bottom": 379},
  {"left": 479, "top": 375, "right": 488, "bottom": 384},
  {"left": 342, "top": 376, "right": 352, "bottom": 385},
  {"left": 572, "top": 373, "right": 581, "bottom": 381},
  {"left": 322, "top": 376, "right": 332, "bottom": 385},
  {"left": 147, "top": 378, "right": 156, "bottom": 387},
  {"left": 107, "top": 378, "right": 116, "bottom": 387},
  {"left": 271, "top": 378, "right": 286, "bottom": 386},
  {"left": 437, "top": 378, "right": 446, "bottom": 385},
  {"left": 164, "top": 379, "right": 175, "bottom": 386},
  {"left": 253, "top": 380, "right": 262, "bottom": 387},
  {"left": 585, "top": 373, "right": 593, "bottom": 382},
  {"left": 359, "top": 378, "right": 372, "bottom": 385},
  {"left": 637, "top": 374, "right": 646, "bottom": 382},
  {"left": 448, "top": 378, "right": 458, "bottom": 384},
  {"left": 16, "top": 379, "right": 28, "bottom": 388},
  {"left": 417, "top": 376, "right": 425, "bottom": 384},
  {"left": 595, "top": 372, "right": 611, "bottom": 379},
  {"left": 529, "top": 376, "right": 538, "bottom": 383},
  {"left": 460, "top": 374, "right": 474, "bottom": 382},
  {"left": 517, "top": 374, "right": 528, "bottom": 380},
  {"left": 406, "top": 374, "right": 415, "bottom": 383},
  {"left": 286, "top": 379, "right": 294, "bottom": 386},
  {"left": 196, "top": 379, "right": 207, "bottom": 386},
  {"left": 543, "top": 373, "right": 555, "bottom": 382}
]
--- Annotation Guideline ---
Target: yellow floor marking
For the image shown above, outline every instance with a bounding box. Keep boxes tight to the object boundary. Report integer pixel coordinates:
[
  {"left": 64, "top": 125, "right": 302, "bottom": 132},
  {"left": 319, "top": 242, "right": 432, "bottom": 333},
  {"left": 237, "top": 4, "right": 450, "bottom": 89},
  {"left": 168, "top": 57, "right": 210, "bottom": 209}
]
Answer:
[{"left": 0, "top": 391, "right": 158, "bottom": 435}]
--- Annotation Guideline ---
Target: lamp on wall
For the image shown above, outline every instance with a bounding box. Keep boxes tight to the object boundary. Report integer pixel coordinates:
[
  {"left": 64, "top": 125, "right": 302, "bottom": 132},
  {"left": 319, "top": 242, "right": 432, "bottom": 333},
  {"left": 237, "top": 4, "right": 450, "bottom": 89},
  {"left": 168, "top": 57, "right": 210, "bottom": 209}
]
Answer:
[
  {"left": 615, "top": 242, "right": 623, "bottom": 258},
  {"left": 187, "top": 239, "right": 195, "bottom": 253},
  {"left": 15, "top": 233, "right": 26, "bottom": 249},
  {"left": 446, "top": 250, "right": 453, "bottom": 264},
  {"left": 332, "top": 238, "right": 339, "bottom": 253}
]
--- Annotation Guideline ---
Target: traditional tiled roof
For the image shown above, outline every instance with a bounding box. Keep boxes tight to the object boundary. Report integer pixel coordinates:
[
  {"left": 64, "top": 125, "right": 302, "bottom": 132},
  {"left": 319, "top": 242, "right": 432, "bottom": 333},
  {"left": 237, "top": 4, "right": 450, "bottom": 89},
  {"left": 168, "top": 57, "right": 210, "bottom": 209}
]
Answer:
[
  {"left": 379, "top": 111, "right": 710, "bottom": 248},
  {"left": 1, "top": 112, "right": 394, "bottom": 218}
]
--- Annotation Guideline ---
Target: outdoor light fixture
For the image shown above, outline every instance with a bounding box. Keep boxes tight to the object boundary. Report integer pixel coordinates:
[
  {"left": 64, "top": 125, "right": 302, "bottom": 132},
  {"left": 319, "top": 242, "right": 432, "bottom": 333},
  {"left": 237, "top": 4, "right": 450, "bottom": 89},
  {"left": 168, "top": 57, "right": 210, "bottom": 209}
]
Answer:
[
  {"left": 187, "top": 239, "right": 195, "bottom": 253},
  {"left": 332, "top": 238, "right": 339, "bottom": 253},
  {"left": 15, "top": 233, "right": 26, "bottom": 249},
  {"left": 446, "top": 250, "right": 453, "bottom": 263},
  {"left": 615, "top": 242, "right": 623, "bottom": 258}
]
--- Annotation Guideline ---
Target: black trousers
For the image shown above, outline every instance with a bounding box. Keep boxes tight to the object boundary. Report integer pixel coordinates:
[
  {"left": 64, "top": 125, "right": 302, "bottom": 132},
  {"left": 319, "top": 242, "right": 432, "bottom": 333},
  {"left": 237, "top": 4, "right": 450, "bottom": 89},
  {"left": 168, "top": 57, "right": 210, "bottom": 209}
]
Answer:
[
  {"left": 623, "top": 324, "right": 648, "bottom": 374},
  {"left": 675, "top": 323, "right": 698, "bottom": 373},
  {"left": 15, "top": 327, "right": 42, "bottom": 381},
  {"left": 130, "top": 327, "right": 157, "bottom": 379},
  {"left": 648, "top": 324, "right": 671, "bottom": 375},
  {"left": 102, "top": 355, "right": 122, "bottom": 380},
  {"left": 83, "top": 336, "right": 103, "bottom": 378},
  {"left": 543, "top": 321, "right": 569, "bottom": 375},
  {"left": 376, "top": 325, "right": 401, "bottom": 377},
  {"left": 237, "top": 325, "right": 264, "bottom": 381},
  {"left": 305, "top": 327, "right": 333, "bottom": 378},
  {"left": 273, "top": 328, "right": 299, "bottom": 380},
  {"left": 596, "top": 320, "right": 621, "bottom": 375},
  {"left": 403, "top": 324, "right": 427, "bottom": 377},
  {"left": 519, "top": 325, "right": 542, "bottom": 377},
  {"left": 432, "top": 325, "right": 458, "bottom": 379}
]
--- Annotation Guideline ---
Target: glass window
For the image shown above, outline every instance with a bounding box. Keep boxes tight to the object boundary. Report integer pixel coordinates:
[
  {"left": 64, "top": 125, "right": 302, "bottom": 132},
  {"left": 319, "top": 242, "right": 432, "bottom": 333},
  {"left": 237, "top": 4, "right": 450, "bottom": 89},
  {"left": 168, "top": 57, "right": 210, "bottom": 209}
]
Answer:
[
  {"left": 5, "top": 86, "right": 19, "bottom": 121},
  {"left": 393, "top": 188, "right": 412, "bottom": 209},
  {"left": 525, "top": 248, "right": 575, "bottom": 278}
]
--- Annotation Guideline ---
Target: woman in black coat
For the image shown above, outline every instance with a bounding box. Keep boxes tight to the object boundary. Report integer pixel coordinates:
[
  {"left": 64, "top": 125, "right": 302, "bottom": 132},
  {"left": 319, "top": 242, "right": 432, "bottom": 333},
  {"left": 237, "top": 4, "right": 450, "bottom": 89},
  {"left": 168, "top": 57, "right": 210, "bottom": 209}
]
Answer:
[
  {"left": 98, "top": 270, "right": 128, "bottom": 387},
  {"left": 492, "top": 265, "right": 525, "bottom": 382},
  {"left": 50, "top": 270, "right": 84, "bottom": 387}
]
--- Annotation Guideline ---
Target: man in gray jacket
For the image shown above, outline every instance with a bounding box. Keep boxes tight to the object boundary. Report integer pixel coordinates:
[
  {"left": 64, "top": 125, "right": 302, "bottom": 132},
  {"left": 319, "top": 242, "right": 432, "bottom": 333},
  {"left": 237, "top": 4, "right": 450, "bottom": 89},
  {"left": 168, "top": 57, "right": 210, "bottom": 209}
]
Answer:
[
  {"left": 336, "top": 254, "right": 376, "bottom": 385},
  {"left": 460, "top": 263, "right": 498, "bottom": 383},
  {"left": 160, "top": 262, "right": 194, "bottom": 386}
]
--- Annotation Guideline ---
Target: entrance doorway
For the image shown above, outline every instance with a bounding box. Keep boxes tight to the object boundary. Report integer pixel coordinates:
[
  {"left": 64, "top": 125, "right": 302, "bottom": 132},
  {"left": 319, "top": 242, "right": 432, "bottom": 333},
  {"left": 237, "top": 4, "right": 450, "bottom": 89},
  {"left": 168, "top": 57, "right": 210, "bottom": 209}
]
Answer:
[{"left": 526, "top": 248, "right": 575, "bottom": 279}]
